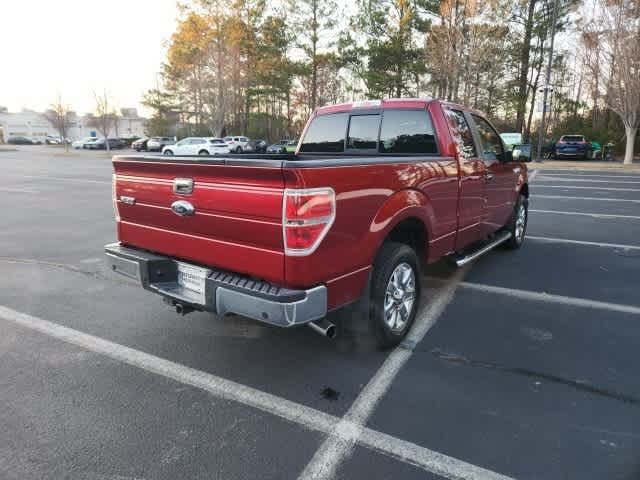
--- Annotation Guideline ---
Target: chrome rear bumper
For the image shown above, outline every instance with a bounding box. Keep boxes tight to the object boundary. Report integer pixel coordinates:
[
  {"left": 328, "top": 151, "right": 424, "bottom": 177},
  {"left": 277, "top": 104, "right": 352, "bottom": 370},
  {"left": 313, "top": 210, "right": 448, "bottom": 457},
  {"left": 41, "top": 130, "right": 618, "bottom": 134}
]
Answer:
[{"left": 104, "top": 243, "right": 327, "bottom": 327}]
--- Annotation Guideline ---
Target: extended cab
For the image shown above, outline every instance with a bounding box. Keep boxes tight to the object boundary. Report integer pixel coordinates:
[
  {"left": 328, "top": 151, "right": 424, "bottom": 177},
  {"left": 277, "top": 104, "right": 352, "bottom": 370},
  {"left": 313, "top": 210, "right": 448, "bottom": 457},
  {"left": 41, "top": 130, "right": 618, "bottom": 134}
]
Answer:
[{"left": 105, "top": 99, "right": 530, "bottom": 348}]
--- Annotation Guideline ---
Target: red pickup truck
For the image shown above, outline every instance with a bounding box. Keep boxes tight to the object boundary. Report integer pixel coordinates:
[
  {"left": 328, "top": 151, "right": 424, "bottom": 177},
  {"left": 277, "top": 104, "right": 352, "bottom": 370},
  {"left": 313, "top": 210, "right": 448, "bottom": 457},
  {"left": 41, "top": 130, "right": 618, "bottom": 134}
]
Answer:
[{"left": 105, "top": 98, "right": 530, "bottom": 348}]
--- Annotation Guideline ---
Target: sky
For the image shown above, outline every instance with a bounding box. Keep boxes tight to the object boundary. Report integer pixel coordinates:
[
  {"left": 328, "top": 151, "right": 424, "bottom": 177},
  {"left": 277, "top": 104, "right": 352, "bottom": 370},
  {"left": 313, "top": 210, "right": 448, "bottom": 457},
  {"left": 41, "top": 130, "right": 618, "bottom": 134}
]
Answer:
[{"left": 0, "top": 0, "right": 179, "bottom": 115}]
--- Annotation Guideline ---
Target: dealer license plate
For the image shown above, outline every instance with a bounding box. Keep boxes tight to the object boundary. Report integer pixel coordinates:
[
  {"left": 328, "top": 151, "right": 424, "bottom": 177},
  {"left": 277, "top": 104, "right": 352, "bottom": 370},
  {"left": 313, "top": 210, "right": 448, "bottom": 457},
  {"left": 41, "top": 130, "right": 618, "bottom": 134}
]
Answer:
[{"left": 176, "top": 262, "right": 208, "bottom": 295}]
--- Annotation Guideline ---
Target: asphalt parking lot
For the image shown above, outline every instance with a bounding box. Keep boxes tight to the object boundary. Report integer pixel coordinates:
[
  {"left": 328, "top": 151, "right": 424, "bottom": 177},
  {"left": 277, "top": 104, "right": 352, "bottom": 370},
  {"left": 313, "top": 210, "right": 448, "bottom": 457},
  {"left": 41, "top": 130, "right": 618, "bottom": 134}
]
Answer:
[{"left": 1, "top": 145, "right": 639, "bottom": 480}]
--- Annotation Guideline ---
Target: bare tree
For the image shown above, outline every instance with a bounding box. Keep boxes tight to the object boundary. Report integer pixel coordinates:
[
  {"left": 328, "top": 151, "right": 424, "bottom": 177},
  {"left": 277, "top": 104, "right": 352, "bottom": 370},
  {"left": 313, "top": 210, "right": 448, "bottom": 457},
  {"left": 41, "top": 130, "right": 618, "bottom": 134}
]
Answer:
[
  {"left": 43, "top": 94, "right": 73, "bottom": 152},
  {"left": 89, "top": 90, "right": 118, "bottom": 152},
  {"left": 601, "top": 0, "right": 640, "bottom": 165}
]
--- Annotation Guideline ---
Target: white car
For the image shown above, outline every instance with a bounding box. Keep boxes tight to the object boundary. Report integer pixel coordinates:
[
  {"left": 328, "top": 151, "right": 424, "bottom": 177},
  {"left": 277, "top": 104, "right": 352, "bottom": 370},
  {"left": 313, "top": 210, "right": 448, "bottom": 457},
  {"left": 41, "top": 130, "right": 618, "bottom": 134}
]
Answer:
[
  {"left": 162, "top": 137, "right": 231, "bottom": 156},
  {"left": 223, "top": 135, "right": 250, "bottom": 153},
  {"left": 72, "top": 137, "right": 98, "bottom": 149}
]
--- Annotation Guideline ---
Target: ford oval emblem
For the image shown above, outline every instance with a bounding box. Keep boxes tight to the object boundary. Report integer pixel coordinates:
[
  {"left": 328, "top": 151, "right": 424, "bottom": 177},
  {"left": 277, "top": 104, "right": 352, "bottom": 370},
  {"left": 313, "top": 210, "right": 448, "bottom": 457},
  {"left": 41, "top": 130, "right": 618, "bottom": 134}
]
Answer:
[{"left": 171, "top": 200, "right": 195, "bottom": 216}]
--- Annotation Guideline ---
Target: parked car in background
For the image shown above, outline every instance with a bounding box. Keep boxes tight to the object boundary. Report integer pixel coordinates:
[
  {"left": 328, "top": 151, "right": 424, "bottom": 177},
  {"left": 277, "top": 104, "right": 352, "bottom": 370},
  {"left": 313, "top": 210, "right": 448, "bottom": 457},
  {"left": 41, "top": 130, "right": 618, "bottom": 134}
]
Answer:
[
  {"left": 45, "top": 135, "right": 62, "bottom": 145},
  {"left": 554, "top": 135, "right": 591, "bottom": 159},
  {"left": 72, "top": 137, "right": 97, "bottom": 149},
  {"left": 132, "top": 138, "right": 149, "bottom": 152},
  {"left": 147, "top": 136, "right": 174, "bottom": 152},
  {"left": 266, "top": 139, "right": 290, "bottom": 153},
  {"left": 245, "top": 139, "right": 268, "bottom": 153},
  {"left": 87, "top": 138, "right": 125, "bottom": 150},
  {"left": 284, "top": 139, "right": 298, "bottom": 153},
  {"left": 162, "top": 137, "right": 231, "bottom": 156},
  {"left": 223, "top": 136, "right": 250, "bottom": 153},
  {"left": 7, "top": 136, "right": 36, "bottom": 145}
]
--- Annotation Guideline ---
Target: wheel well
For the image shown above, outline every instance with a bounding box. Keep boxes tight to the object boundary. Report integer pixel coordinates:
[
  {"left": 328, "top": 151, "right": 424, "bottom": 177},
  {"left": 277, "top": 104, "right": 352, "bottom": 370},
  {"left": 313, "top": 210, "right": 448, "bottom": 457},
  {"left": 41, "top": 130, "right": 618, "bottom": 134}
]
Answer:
[
  {"left": 385, "top": 218, "right": 428, "bottom": 261},
  {"left": 520, "top": 183, "right": 529, "bottom": 198}
]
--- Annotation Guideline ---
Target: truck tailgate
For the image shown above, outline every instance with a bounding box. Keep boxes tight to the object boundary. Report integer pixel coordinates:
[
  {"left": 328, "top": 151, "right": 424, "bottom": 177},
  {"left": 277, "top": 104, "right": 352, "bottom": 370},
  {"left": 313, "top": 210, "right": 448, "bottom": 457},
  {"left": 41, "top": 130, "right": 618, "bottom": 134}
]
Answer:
[{"left": 112, "top": 156, "right": 285, "bottom": 284}]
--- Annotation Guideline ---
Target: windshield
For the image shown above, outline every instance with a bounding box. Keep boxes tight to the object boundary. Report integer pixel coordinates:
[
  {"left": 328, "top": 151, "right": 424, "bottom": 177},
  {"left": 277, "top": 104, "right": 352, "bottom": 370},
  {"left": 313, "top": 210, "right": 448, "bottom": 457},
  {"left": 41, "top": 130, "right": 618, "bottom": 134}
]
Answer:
[{"left": 561, "top": 135, "right": 585, "bottom": 142}]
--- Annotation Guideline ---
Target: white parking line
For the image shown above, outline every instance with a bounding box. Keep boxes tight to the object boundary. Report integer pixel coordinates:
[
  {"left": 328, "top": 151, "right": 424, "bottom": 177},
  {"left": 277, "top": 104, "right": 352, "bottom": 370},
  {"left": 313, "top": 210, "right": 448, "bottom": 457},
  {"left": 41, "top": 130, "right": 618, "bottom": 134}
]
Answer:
[
  {"left": 528, "top": 236, "right": 640, "bottom": 251},
  {"left": 537, "top": 173, "right": 640, "bottom": 179},
  {"left": 298, "top": 269, "right": 469, "bottom": 480},
  {"left": 530, "top": 209, "right": 640, "bottom": 220},
  {"left": 537, "top": 177, "right": 640, "bottom": 184},
  {"left": 458, "top": 282, "right": 640, "bottom": 315},
  {"left": 21, "top": 175, "right": 111, "bottom": 185},
  {"left": 533, "top": 195, "right": 640, "bottom": 203},
  {"left": 535, "top": 184, "right": 640, "bottom": 192},
  {"left": 0, "top": 302, "right": 512, "bottom": 480}
]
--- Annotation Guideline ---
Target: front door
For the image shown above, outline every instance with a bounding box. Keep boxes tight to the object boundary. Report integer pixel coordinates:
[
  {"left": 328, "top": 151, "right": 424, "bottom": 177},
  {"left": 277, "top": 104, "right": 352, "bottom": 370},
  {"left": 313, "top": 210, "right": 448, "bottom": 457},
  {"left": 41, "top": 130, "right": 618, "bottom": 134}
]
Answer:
[
  {"left": 444, "top": 108, "right": 487, "bottom": 250},
  {"left": 469, "top": 114, "right": 516, "bottom": 236}
]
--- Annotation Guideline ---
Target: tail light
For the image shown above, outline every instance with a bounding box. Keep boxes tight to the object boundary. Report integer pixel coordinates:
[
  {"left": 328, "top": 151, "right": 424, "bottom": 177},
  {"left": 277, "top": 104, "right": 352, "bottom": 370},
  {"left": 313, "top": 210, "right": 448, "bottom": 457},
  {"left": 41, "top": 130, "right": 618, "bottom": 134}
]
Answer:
[
  {"left": 112, "top": 173, "right": 120, "bottom": 221},
  {"left": 283, "top": 188, "right": 336, "bottom": 256}
]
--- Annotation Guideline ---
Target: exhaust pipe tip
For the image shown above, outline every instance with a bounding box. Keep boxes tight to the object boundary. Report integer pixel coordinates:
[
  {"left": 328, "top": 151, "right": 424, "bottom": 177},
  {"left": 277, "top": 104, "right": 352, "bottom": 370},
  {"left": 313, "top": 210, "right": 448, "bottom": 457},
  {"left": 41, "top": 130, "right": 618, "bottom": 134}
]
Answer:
[{"left": 308, "top": 319, "right": 337, "bottom": 339}]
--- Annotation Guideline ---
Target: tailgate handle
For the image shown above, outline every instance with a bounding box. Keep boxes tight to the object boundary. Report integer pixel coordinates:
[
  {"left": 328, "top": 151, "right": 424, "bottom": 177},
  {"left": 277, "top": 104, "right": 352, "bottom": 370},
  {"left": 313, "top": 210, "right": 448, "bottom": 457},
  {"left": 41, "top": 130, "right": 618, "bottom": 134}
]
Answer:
[
  {"left": 171, "top": 200, "right": 195, "bottom": 216},
  {"left": 173, "top": 178, "right": 194, "bottom": 195}
]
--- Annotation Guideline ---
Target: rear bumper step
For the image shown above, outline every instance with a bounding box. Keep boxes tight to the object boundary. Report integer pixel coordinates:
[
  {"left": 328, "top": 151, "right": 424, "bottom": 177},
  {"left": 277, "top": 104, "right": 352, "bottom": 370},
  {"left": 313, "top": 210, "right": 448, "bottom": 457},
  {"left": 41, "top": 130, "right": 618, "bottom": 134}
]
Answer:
[{"left": 104, "top": 243, "right": 327, "bottom": 328}]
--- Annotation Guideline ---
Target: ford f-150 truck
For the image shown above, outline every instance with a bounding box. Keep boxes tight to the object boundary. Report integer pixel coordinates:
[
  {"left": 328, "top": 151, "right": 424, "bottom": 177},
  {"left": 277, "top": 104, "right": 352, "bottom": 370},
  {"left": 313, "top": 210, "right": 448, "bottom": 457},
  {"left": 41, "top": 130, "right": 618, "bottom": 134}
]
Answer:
[{"left": 105, "top": 98, "right": 530, "bottom": 348}]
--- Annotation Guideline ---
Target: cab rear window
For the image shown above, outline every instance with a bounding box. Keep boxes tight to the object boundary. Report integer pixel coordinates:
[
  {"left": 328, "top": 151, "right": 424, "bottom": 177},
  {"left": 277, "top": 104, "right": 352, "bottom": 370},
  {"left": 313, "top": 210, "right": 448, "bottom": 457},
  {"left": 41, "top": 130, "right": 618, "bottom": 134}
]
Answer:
[{"left": 300, "top": 109, "right": 438, "bottom": 155}]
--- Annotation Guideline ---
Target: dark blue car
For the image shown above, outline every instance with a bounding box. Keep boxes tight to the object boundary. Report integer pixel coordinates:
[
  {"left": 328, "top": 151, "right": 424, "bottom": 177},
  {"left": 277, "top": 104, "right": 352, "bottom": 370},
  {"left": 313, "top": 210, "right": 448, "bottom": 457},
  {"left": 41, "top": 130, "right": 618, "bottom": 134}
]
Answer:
[{"left": 554, "top": 135, "right": 591, "bottom": 159}]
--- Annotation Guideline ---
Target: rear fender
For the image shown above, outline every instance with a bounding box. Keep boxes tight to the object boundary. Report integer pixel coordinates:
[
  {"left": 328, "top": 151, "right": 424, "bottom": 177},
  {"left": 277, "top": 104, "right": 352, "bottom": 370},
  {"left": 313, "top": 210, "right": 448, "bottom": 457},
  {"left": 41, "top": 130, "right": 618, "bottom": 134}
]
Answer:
[{"left": 368, "top": 189, "right": 433, "bottom": 264}]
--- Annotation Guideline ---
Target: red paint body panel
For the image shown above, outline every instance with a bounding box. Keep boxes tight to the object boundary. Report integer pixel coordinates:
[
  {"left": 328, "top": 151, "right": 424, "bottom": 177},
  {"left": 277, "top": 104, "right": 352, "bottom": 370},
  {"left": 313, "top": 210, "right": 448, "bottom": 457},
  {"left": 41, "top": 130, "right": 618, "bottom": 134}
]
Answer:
[{"left": 112, "top": 99, "right": 528, "bottom": 311}]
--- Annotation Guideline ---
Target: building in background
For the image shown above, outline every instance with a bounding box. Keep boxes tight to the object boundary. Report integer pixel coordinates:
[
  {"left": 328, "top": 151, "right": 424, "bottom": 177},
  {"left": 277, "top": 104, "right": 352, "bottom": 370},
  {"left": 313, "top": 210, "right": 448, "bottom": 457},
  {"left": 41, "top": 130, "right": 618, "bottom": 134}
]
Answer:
[{"left": 0, "top": 107, "right": 148, "bottom": 143}]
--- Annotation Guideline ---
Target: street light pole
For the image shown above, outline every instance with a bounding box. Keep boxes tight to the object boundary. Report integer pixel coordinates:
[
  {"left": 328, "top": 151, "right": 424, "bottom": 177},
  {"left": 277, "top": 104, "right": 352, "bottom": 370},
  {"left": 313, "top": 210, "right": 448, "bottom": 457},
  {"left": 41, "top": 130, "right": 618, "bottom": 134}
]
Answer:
[{"left": 535, "top": 0, "right": 560, "bottom": 162}]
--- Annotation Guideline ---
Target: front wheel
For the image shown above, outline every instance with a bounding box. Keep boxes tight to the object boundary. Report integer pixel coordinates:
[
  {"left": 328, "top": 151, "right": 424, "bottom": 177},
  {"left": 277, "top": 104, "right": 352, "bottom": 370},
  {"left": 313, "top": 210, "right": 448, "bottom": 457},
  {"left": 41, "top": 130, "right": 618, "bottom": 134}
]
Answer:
[
  {"left": 236, "top": 146, "right": 242, "bottom": 153},
  {"left": 198, "top": 150, "right": 209, "bottom": 156},
  {"left": 163, "top": 149, "right": 173, "bottom": 156},
  {"left": 369, "top": 242, "right": 422, "bottom": 349},
  {"left": 503, "top": 195, "right": 528, "bottom": 249}
]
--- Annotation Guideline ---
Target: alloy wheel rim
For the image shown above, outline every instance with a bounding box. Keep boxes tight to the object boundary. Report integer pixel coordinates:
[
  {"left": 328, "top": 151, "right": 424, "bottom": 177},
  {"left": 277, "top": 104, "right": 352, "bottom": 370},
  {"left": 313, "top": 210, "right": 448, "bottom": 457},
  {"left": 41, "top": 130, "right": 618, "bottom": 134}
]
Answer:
[
  {"left": 383, "top": 262, "right": 416, "bottom": 332},
  {"left": 515, "top": 204, "right": 526, "bottom": 241}
]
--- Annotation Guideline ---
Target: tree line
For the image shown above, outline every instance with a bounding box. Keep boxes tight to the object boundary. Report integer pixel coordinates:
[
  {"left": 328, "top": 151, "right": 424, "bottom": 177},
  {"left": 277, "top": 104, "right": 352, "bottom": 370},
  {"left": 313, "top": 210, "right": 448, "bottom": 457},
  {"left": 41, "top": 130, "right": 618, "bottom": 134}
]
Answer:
[{"left": 143, "top": 0, "right": 639, "bottom": 163}]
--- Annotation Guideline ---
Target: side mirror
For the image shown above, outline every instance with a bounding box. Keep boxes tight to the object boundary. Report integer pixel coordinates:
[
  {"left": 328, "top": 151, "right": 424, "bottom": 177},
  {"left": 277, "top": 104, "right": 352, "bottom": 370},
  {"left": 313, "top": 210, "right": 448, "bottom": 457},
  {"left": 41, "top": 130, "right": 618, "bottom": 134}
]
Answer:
[{"left": 512, "top": 144, "right": 532, "bottom": 162}]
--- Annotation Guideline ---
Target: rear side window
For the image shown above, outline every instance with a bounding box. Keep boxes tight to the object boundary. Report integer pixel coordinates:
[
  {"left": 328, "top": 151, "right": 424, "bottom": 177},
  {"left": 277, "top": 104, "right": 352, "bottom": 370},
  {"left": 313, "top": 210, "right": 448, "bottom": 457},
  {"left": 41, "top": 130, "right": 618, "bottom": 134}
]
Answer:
[
  {"left": 299, "top": 113, "right": 348, "bottom": 153},
  {"left": 347, "top": 114, "right": 380, "bottom": 150},
  {"left": 379, "top": 110, "right": 437, "bottom": 154}
]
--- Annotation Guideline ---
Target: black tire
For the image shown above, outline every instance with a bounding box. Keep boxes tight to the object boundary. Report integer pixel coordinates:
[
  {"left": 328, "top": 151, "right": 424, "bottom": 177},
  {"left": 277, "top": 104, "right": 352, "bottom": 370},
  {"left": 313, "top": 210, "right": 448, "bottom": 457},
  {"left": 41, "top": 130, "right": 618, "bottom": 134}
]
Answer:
[
  {"left": 163, "top": 149, "right": 173, "bottom": 156},
  {"left": 503, "top": 194, "right": 528, "bottom": 249},
  {"left": 198, "top": 149, "right": 209, "bottom": 156},
  {"left": 236, "top": 146, "right": 242, "bottom": 153},
  {"left": 368, "top": 242, "right": 422, "bottom": 349}
]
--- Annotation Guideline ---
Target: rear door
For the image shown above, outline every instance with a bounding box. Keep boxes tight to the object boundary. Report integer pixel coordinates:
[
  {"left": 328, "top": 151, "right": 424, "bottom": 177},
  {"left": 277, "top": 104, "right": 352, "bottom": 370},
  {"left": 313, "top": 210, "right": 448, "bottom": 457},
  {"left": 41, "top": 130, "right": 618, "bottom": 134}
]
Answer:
[
  {"left": 444, "top": 108, "right": 487, "bottom": 249},
  {"left": 469, "top": 114, "right": 515, "bottom": 235}
]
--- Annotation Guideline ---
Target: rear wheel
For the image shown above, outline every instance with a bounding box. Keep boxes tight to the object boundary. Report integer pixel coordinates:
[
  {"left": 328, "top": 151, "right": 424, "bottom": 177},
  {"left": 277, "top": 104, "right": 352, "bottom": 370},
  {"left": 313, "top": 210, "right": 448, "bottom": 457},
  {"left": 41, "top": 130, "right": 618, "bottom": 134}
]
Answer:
[
  {"left": 369, "top": 242, "right": 421, "bottom": 349},
  {"left": 503, "top": 194, "right": 528, "bottom": 249},
  {"left": 198, "top": 150, "right": 209, "bottom": 156},
  {"left": 163, "top": 149, "right": 173, "bottom": 156}
]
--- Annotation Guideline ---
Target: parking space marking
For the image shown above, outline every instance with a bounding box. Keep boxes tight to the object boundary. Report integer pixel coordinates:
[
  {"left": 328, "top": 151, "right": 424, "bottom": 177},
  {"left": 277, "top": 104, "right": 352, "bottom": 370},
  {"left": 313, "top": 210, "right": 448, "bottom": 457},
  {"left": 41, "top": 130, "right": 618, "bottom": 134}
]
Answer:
[
  {"left": 534, "top": 184, "right": 640, "bottom": 192},
  {"left": 533, "top": 195, "right": 640, "bottom": 204},
  {"left": 0, "top": 187, "right": 39, "bottom": 194},
  {"left": 19, "top": 175, "right": 110, "bottom": 185},
  {"left": 0, "top": 302, "right": 513, "bottom": 480},
  {"left": 458, "top": 282, "right": 640, "bottom": 315},
  {"left": 536, "top": 173, "right": 640, "bottom": 179},
  {"left": 537, "top": 177, "right": 640, "bottom": 184},
  {"left": 528, "top": 236, "right": 640, "bottom": 251},
  {"left": 530, "top": 209, "right": 640, "bottom": 220},
  {"left": 297, "top": 270, "right": 475, "bottom": 480}
]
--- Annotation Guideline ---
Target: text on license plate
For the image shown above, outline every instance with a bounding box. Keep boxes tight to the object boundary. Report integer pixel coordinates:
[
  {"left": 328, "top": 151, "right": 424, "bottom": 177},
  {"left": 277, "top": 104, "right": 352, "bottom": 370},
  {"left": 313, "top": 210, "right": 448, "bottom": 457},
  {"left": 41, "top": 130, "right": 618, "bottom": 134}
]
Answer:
[{"left": 177, "top": 263, "right": 208, "bottom": 294}]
